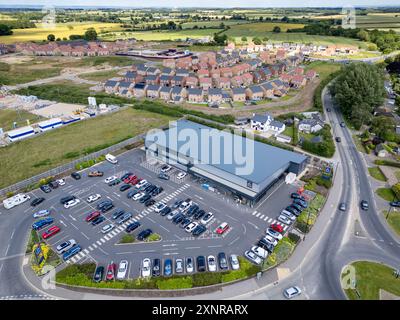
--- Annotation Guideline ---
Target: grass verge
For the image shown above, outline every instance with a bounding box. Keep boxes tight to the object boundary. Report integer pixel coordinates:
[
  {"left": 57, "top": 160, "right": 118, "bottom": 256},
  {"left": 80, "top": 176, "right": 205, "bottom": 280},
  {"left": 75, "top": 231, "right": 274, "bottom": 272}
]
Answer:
[
  {"left": 382, "top": 210, "right": 400, "bottom": 237},
  {"left": 368, "top": 166, "right": 387, "bottom": 182},
  {"left": 376, "top": 188, "right": 396, "bottom": 202}
]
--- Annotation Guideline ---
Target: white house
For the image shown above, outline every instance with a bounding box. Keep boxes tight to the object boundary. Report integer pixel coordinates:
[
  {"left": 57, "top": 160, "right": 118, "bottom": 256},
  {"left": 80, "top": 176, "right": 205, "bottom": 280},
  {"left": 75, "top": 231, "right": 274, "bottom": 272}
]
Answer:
[
  {"left": 298, "top": 118, "right": 324, "bottom": 134},
  {"left": 250, "top": 113, "right": 285, "bottom": 135}
]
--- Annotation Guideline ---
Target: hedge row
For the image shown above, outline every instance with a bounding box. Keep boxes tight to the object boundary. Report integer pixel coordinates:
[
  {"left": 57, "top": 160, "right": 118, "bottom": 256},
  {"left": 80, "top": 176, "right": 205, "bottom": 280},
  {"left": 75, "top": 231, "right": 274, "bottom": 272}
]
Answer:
[
  {"left": 375, "top": 159, "right": 400, "bottom": 168},
  {"left": 301, "top": 124, "right": 335, "bottom": 158},
  {"left": 75, "top": 155, "right": 106, "bottom": 170},
  {"left": 313, "top": 70, "right": 341, "bottom": 111}
]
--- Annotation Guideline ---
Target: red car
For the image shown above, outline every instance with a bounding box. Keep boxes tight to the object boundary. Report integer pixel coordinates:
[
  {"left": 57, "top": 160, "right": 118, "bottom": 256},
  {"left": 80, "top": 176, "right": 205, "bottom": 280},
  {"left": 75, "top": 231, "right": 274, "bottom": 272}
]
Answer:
[
  {"left": 270, "top": 223, "right": 284, "bottom": 233},
  {"left": 215, "top": 222, "right": 229, "bottom": 235},
  {"left": 106, "top": 262, "right": 116, "bottom": 281},
  {"left": 131, "top": 178, "right": 141, "bottom": 185},
  {"left": 86, "top": 211, "right": 101, "bottom": 222},
  {"left": 42, "top": 225, "right": 60, "bottom": 239},
  {"left": 123, "top": 175, "right": 135, "bottom": 184}
]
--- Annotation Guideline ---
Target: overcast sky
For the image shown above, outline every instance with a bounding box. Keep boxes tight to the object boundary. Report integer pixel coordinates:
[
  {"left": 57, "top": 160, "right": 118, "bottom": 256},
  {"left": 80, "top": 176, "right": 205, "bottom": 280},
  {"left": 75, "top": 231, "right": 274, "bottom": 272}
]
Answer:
[{"left": 1, "top": 1, "right": 398, "bottom": 8}]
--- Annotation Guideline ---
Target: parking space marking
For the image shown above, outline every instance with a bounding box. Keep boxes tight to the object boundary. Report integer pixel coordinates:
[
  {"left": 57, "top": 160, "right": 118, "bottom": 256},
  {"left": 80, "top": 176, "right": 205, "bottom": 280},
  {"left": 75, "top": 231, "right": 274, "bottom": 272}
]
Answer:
[
  {"left": 252, "top": 211, "right": 257, "bottom": 215},
  {"left": 80, "top": 232, "right": 90, "bottom": 240},
  {"left": 260, "top": 214, "right": 265, "bottom": 219},
  {"left": 83, "top": 249, "right": 89, "bottom": 254},
  {"left": 93, "top": 243, "right": 98, "bottom": 248},
  {"left": 256, "top": 212, "right": 261, "bottom": 217},
  {"left": 88, "top": 246, "right": 93, "bottom": 251}
]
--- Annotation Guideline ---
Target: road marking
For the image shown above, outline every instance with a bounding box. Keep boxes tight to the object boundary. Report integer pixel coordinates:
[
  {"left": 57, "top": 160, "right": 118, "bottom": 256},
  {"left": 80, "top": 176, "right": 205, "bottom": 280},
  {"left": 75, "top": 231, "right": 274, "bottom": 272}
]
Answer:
[
  {"left": 207, "top": 244, "right": 222, "bottom": 248},
  {"left": 252, "top": 211, "right": 257, "bottom": 215},
  {"left": 59, "top": 220, "right": 67, "bottom": 227},
  {"left": 229, "top": 236, "right": 240, "bottom": 246},
  {"left": 68, "top": 214, "right": 76, "bottom": 221},
  {"left": 88, "top": 246, "right": 93, "bottom": 251},
  {"left": 260, "top": 214, "right": 265, "bottom": 220},
  {"left": 185, "top": 246, "right": 200, "bottom": 250},
  {"left": 247, "top": 221, "right": 259, "bottom": 230},
  {"left": 256, "top": 213, "right": 261, "bottom": 217},
  {"left": 96, "top": 241, "right": 102, "bottom": 245},
  {"left": 70, "top": 223, "right": 79, "bottom": 230},
  {"left": 159, "top": 225, "right": 170, "bottom": 233},
  {"left": 80, "top": 232, "right": 90, "bottom": 240},
  {"left": 264, "top": 216, "right": 269, "bottom": 221}
]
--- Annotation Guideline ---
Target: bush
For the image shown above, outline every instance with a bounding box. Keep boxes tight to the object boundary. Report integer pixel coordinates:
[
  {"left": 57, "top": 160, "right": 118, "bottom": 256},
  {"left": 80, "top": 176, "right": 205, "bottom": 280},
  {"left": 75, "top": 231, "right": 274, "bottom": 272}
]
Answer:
[
  {"left": 301, "top": 124, "right": 335, "bottom": 157},
  {"left": 156, "top": 277, "right": 193, "bottom": 290},
  {"left": 288, "top": 232, "right": 301, "bottom": 244},
  {"left": 375, "top": 159, "right": 400, "bottom": 168},
  {"left": 313, "top": 70, "right": 341, "bottom": 111},
  {"left": 192, "top": 272, "right": 223, "bottom": 286},
  {"left": 119, "top": 234, "right": 135, "bottom": 244},
  {"left": 145, "top": 233, "right": 161, "bottom": 242},
  {"left": 316, "top": 176, "right": 332, "bottom": 188}
]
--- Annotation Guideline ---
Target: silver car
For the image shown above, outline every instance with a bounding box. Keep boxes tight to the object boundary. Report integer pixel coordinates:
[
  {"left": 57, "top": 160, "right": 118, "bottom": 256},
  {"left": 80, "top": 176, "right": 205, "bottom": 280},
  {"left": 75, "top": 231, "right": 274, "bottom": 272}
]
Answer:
[{"left": 175, "top": 259, "right": 184, "bottom": 273}]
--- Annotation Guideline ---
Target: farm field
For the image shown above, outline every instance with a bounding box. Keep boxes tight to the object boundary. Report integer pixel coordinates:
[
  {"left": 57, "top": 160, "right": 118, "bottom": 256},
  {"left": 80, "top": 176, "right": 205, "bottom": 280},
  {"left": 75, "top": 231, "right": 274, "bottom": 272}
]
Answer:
[
  {"left": 181, "top": 20, "right": 250, "bottom": 29},
  {"left": 223, "top": 22, "right": 306, "bottom": 35},
  {"left": 0, "top": 22, "right": 124, "bottom": 44},
  {"left": 100, "top": 28, "right": 213, "bottom": 41},
  {"left": 79, "top": 69, "right": 123, "bottom": 81},
  {"left": 0, "top": 108, "right": 173, "bottom": 189}
]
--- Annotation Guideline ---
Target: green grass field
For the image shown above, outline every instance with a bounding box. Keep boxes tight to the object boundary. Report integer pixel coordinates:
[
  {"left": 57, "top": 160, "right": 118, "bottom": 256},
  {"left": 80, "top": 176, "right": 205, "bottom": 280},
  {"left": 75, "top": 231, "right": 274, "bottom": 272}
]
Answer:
[
  {"left": 343, "top": 261, "right": 400, "bottom": 300},
  {"left": 181, "top": 20, "right": 250, "bottom": 29},
  {"left": 0, "top": 109, "right": 44, "bottom": 131},
  {"left": 368, "top": 166, "right": 387, "bottom": 182},
  {"left": 224, "top": 22, "right": 305, "bottom": 36},
  {"left": 0, "top": 108, "right": 173, "bottom": 188},
  {"left": 100, "top": 28, "right": 213, "bottom": 41},
  {"left": 79, "top": 69, "right": 122, "bottom": 81},
  {"left": 382, "top": 210, "right": 400, "bottom": 237},
  {"left": 376, "top": 187, "right": 397, "bottom": 202}
]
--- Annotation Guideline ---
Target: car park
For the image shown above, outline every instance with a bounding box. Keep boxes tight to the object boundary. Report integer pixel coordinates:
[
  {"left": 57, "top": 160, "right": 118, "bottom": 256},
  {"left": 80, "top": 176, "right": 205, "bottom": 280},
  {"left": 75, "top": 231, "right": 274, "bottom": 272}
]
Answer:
[
  {"left": 137, "top": 229, "right": 153, "bottom": 241},
  {"left": 152, "top": 258, "right": 161, "bottom": 277},
  {"left": 96, "top": 199, "right": 113, "bottom": 211},
  {"left": 361, "top": 200, "right": 369, "bottom": 210},
  {"left": 31, "top": 197, "right": 45, "bottom": 207},
  {"left": 175, "top": 259, "right": 184, "bottom": 273},
  {"left": 194, "top": 209, "right": 206, "bottom": 220},
  {"left": 56, "top": 239, "right": 77, "bottom": 254},
  {"left": 33, "top": 209, "right": 51, "bottom": 219},
  {"left": 160, "top": 207, "right": 172, "bottom": 216},
  {"left": 86, "top": 211, "right": 101, "bottom": 222},
  {"left": 48, "top": 180, "right": 59, "bottom": 189},
  {"left": 173, "top": 213, "right": 185, "bottom": 224},
  {"left": 200, "top": 212, "right": 214, "bottom": 225},
  {"left": 283, "top": 286, "right": 302, "bottom": 299},
  {"left": 56, "top": 179, "right": 65, "bottom": 186},
  {"left": 108, "top": 179, "right": 121, "bottom": 186},
  {"left": 180, "top": 217, "right": 192, "bottom": 229},
  {"left": 186, "top": 204, "right": 199, "bottom": 217},
  {"left": 117, "top": 212, "right": 132, "bottom": 225},
  {"left": 87, "top": 194, "right": 101, "bottom": 203},
  {"left": 245, "top": 250, "right": 262, "bottom": 265},
  {"left": 218, "top": 252, "right": 228, "bottom": 270},
  {"left": 251, "top": 245, "right": 268, "bottom": 259},
  {"left": 291, "top": 203, "right": 304, "bottom": 212},
  {"left": 71, "top": 172, "right": 81, "bottom": 180},
  {"left": 160, "top": 164, "right": 172, "bottom": 173},
  {"left": 112, "top": 209, "right": 125, "bottom": 220},
  {"left": 230, "top": 254, "right": 240, "bottom": 270},
  {"left": 122, "top": 173, "right": 134, "bottom": 183},
  {"left": 104, "top": 175, "right": 118, "bottom": 184},
  {"left": 64, "top": 198, "right": 80, "bottom": 209},
  {"left": 158, "top": 172, "right": 170, "bottom": 180},
  {"left": 60, "top": 195, "right": 75, "bottom": 205},
  {"left": 215, "top": 222, "right": 229, "bottom": 235},
  {"left": 263, "top": 235, "right": 278, "bottom": 246},
  {"left": 197, "top": 256, "right": 206, "bottom": 272},
  {"left": 164, "top": 259, "right": 172, "bottom": 276},
  {"left": 135, "top": 179, "right": 148, "bottom": 189},
  {"left": 150, "top": 186, "right": 163, "bottom": 196},
  {"left": 192, "top": 225, "right": 207, "bottom": 236},
  {"left": 186, "top": 257, "right": 194, "bottom": 273},
  {"left": 116, "top": 260, "right": 129, "bottom": 280},
  {"left": 119, "top": 184, "right": 131, "bottom": 192},
  {"left": 127, "top": 189, "right": 139, "bottom": 199},
  {"left": 266, "top": 228, "right": 283, "bottom": 240},
  {"left": 62, "top": 245, "right": 81, "bottom": 261},
  {"left": 278, "top": 214, "right": 292, "bottom": 225},
  {"left": 291, "top": 193, "right": 305, "bottom": 201},
  {"left": 139, "top": 194, "right": 151, "bottom": 204},
  {"left": 285, "top": 206, "right": 300, "bottom": 216},
  {"left": 167, "top": 209, "right": 180, "bottom": 221},
  {"left": 91, "top": 216, "right": 106, "bottom": 226},
  {"left": 281, "top": 209, "right": 296, "bottom": 221},
  {"left": 101, "top": 202, "right": 114, "bottom": 213},
  {"left": 185, "top": 222, "right": 198, "bottom": 233},
  {"left": 179, "top": 200, "right": 192, "bottom": 212},
  {"left": 172, "top": 200, "right": 183, "bottom": 209},
  {"left": 294, "top": 199, "right": 308, "bottom": 208},
  {"left": 177, "top": 172, "right": 187, "bottom": 179},
  {"left": 101, "top": 224, "right": 114, "bottom": 234},
  {"left": 40, "top": 184, "right": 52, "bottom": 193},
  {"left": 154, "top": 202, "right": 167, "bottom": 213},
  {"left": 126, "top": 221, "right": 141, "bottom": 233},
  {"left": 93, "top": 266, "right": 104, "bottom": 283},
  {"left": 42, "top": 225, "right": 61, "bottom": 239},
  {"left": 88, "top": 170, "right": 104, "bottom": 177},
  {"left": 106, "top": 262, "right": 116, "bottom": 281},
  {"left": 32, "top": 217, "right": 54, "bottom": 230},
  {"left": 258, "top": 238, "right": 275, "bottom": 253}
]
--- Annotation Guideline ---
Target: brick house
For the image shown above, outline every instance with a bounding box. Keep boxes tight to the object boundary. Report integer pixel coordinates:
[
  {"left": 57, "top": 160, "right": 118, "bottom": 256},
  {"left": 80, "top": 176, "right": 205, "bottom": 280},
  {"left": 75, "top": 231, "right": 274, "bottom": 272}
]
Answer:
[
  {"left": 291, "top": 75, "right": 307, "bottom": 88},
  {"left": 159, "top": 86, "right": 172, "bottom": 101},
  {"left": 208, "top": 88, "right": 223, "bottom": 104},
  {"left": 231, "top": 75, "right": 244, "bottom": 87},
  {"left": 185, "top": 76, "right": 199, "bottom": 88},
  {"left": 220, "top": 67, "right": 233, "bottom": 78},
  {"left": 104, "top": 80, "right": 119, "bottom": 94},
  {"left": 199, "top": 77, "right": 212, "bottom": 91},
  {"left": 145, "top": 74, "right": 160, "bottom": 85},
  {"left": 145, "top": 84, "right": 161, "bottom": 98},
  {"left": 242, "top": 73, "right": 254, "bottom": 86},
  {"left": 133, "top": 83, "right": 146, "bottom": 98},
  {"left": 246, "top": 86, "right": 264, "bottom": 100},
  {"left": 231, "top": 87, "right": 246, "bottom": 102},
  {"left": 216, "top": 77, "right": 231, "bottom": 89},
  {"left": 187, "top": 88, "right": 204, "bottom": 103},
  {"left": 171, "top": 86, "right": 187, "bottom": 100},
  {"left": 197, "top": 69, "right": 209, "bottom": 78},
  {"left": 159, "top": 75, "right": 171, "bottom": 86},
  {"left": 261, "top": 82, "right": 275, "bottom": 98},
  {"left": 170, "top": 76, "right": 185, "bottom": 87}
]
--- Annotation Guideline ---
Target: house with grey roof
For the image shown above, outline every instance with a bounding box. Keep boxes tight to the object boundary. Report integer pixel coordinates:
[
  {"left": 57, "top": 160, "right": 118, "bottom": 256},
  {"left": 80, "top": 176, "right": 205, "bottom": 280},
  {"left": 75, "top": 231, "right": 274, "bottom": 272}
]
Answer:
[
  {"left": 208, "top": 88, "right": 223, "bottom": 104},
  {"left": 159, "top": 86, "right": 172, "bottom": 101},
  {"left": 246, "top": 85, "right": 264, "bottom": 100},
  {"left": 104, "top": 80, "right": 119, "bottom": 93},
  {"left": 231, "top": 87, "right": 246, "bottom": 102},
  {"left": 250, "top": 112, "right": 285, "bottom": 135},
  {"left": 298, "top": 118, "right": 324, "bottom": 134},
  {"left": 187, "top": 88, "right": 204, "bottom": 103},
  {"left": 145, "top": 84, "right": 161, "bottom": 98}
]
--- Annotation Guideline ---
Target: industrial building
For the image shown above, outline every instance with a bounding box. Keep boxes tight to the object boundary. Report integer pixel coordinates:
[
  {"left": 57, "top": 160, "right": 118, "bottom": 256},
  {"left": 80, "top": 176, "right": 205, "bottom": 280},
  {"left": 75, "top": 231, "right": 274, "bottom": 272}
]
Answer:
[
  {"left": 145, "top": 119, "right": 308, "bottom": 204},
  {"left": 7, "top": 126, "right": 35, "bottom": 142},
  {"left": 37, "top": 118, "right": 63, "bottom": 132}
]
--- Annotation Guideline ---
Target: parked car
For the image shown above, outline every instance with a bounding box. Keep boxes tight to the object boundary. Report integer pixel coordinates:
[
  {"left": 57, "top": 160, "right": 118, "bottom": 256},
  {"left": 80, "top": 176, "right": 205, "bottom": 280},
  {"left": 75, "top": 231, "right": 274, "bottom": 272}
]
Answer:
[
  {"left": 230, "top": 254, "right": 240, "bottom": 270},
  {"left": 139, "top": 194, "right": 151, "bottom": 204},
  {"left": 56, "top": 179, "right": 65, "bottom": 186},
  {"left": 88, "top": 170, "right": 104, "bottom": 177},
  {"left": 390, "top": 201, "right": 400, "bottom": 207},
  {"left": 144, "top": 199, "right": 156, "bottom": 207},
  {"left": 87, "top": 194, "right": 101, "bottom": 203},
  {"left": 97, "top": 199, "right": 113, "bottom": 210},
  {"left": 291, "top": 203, "right": 304, "bottom": 212},
  {"left": 104, "top": 175, "right": 118, "bottom": 184},
  {"left": 207, "top": 255, "right": 217, "bottom": 272},
  {"left": 135, "top": 179, "right": 148, "bottom": 189},
  {"left": 286, "top": 206, "right": 301, "bottom": 216},
  {"left": 31, "top": 197, "right": 45, "bottom": 207},
  {"left": 185, "top": 222, "right": 199, "bottom": 233},
  {"left": 152, "top": 258, "right": 161, "bottom": 277},
  {"left": 283, "top": 286, "right": 302, "bottom": 299},
  {"left": 126, "top": 221, "right": 141, "bottom": 233},
  {"left": 86, "top": 211, "right": 101, "bottom": 222},
  {"left": 62, "top": 245, "right": 81, "bottom": 261},
  {"left": 175, "top": 259, "right": 184, "bottom": 273},
  {"left": 32, "top": 217, "right": 54, "bottom": 230},
  {"left": 245, "top": 250, "right": 262, "bottom": 265},
  {"left": 121, "top": 172, "right": 134, "bottom": 182},
  {"left": 64, "top": 198, "right": 80, "bottom": 209},
  {"left": 93, "top": 266, "right": 104, "bottom": 283},
  {"left": 293, "top": 198, "right": 308, "bottom": 208},
  {"left": 177, "top": 172, "right": 187, "bottom": 179},
  {"left": 71, "top": 172, "right": 81, "bottom": 180},
  {"left": 263, "top": 235, "right": 278, "bottom": 246},
  {"left": 132, "top": 192, "right": 145, "bottom": 201},
  {"left": 361, "top": 200, "right": 369, "bottom": 210},
  {"left": 167, "top": 209, "right": 180, "bottom": 221},
  {"left": 91, "top": 216, "right": 105, "bottom": 226},
  {"left": 117, "top": 212, "right": 132, "bottom": 225},
  {"left": 116, "top": 260, "right": 129, "bottom": 280},
  {"left": 291, "top": 193, "right": 305, "bottom": 201},
  {"left": 173, "top": 213, "right": 185, "bottom": 225},
  {"left": 48, "top": 180, "right": 59, "bottom": 189},
  {"left": 186, "top": 257, "right": 194, "bottom": 273},
  {"left": 160, "top": 207, "right": 172, "bottom": 216},
  {"left": 266, "top": 228, "right": 283, "bottom": 240},
  {"left": 105, "top": 262, "right": 116, "bottom": 281},
  {"left": 40, "top": 184, "right": 51, "bottom": 193},
  {"left": 160, "top": 164, "right": 172, "bottom": 173},
  {"left": 281, "top": 209, "right": 296, "bottom": 221},
  {"left": 218, "top": 252, "right": 228, "bottom": 270},
  {"left": 108, "top": 178, "right": 121, "bottom": 186},
  {"left": 33, "top": 209, "right": 51, "bottom": 219},
  {"left": 194, "top": 209, "right": 206, "bottom": 220},
  {"left": 60, "top": 195, "right": 75, "bottom": 205},
  {"left": 158, "top": 172, "right": 170, "bottom": 180},
  {"left": 339, "top": 203, "right": 347, "bottom": 211},
  {"left": 164, "top": 259, "right": 172, "bottom": 276},
  {"left": 215, "top": 222, "right": 229, "bottom": 235},
  {"left": 196, "top": 256, "right": 206, "bottom": 272},
  {"left": 111, "top": 209, "right": 125, "bottom": 220},
  {"left": 101, "top": 224, "right": 114, "bottom": 234},
  {"left": 127, "top": 189, "right": 139, "bottom": 199},
  {"left": 186, "top": 204, "right": 199, "bottom": 217},
  {"left": 278, "top": 214, "right": 292, "bottom": 225},
  {"left": 200, "top": 212, "right": 214, "bottom": 225},
  {"left": 100, "top": 202, "right": 114, "bottom": 213},
  {"left": 180, "top": 217, "right": 192, "bottom": 229},
  {"left": 172, "top": 199, "right": 183, "bottom": 209},
  {"left": 155, "top": 202, "right": 167, "bottom": 213},
  {"left": 251, "top": 245, "right": 268, "bottom": 259},
  {"left": 119, "top": 184, "right": 132, "bottom": 192},
  {"left": 258, "top": 238, "right": 275, "bottom": 253},
  {"left": 192, "top": 225, "right": 207, "bottom": 236},
  {"left": 150, "top": 186, "right": 163, "bottom": 196},
  {"left": 42, "top": 225, "right": 60, "bottom": 239},
  {"left": 270, "top": 223, "right": 284, "bottom": 233},
  {"left": 137, "top": 229, "right": 153, "bottom": 241},
  {"left": 179, "top": 200, "right": 192, "bottom": 212},
  {"left": 56, "top": 239, "right": 76, "bottom": 254}
]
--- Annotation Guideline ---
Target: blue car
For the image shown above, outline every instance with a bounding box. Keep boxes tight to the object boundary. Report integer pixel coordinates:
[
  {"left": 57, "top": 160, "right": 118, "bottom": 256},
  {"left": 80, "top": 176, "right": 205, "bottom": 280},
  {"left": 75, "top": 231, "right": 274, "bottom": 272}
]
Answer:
[
  {"left": 62, "top": 245, "right": 81, "bottom": 261},
  {"left": 32, "top": 217, "right": 54, "bottom": 230},
  {"left": 294, "top": 199, "right": 308, "bottom": 208},
  {"left": 164, "top": 259, "right": 172, "bottom": 276}
]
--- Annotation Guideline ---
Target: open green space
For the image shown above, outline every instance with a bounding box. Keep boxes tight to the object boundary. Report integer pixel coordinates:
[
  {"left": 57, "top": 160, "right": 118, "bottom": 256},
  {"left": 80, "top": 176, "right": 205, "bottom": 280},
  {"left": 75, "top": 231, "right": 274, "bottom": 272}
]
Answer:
[
  {"left": 382, "top": 210, "right": 400, "bottom": 237},
  {"left": 343, "top": 261, "right": 400, "bottom": 300},
  {"left": 368, "top": 166, "right": 388, "bottom": 182},
  {"left": 0, "top": 108, "right": 173, "bottom": 189},
  {"left": 0, "top": 108, "right": 43, "bottom": 131},
  {"left": 376, "top": 187, "right": 397, "bottom": 202},
  {"left": 263, "top": 237, "right": 296, "bottom": 269},
  {"left": 79, "top": 69, "right": 122, "bottom": 81}
]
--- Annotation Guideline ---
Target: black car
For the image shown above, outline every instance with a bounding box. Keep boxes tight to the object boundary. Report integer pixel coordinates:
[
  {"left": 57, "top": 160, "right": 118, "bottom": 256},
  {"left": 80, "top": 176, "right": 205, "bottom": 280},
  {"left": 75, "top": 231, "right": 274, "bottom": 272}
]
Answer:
[
  {"left": 192, "top": 225, "right": 207, "bottom": 236},
  {"left": 112, "top": 209, "right": 125, "bottom": 220},
  {"left": 218, "top": 252, "right": 228, "bottom": 270},
  {"left": 180, "top": 217, "right": 192, "bottom": 229},
  {"left": 172, "top": 213, "right": 185, "bottom": 224},
  {"left": 71, "top": 172, "right": 81, "bottom": 180},
  {"left": 108, "top": 179, "right": 121, "bottom": 186},
  {"left": 144, "top": 184, "right": 156, "bottom": 193},
  {"left": 93, "top": 266, "right": 104, "bottom": 283},
  {"left": 139, "top": 194, "right": 151, "bottom": 204},
  {"left": 101, "top": 203, "right": 114, "bottom": 213},
  {"left": 158, "top": 172, "right": 170, "bottom": 180},
  {"left": 290, "top": 193, "right": 305, "bottom": 201},
  {"left": 91, "top": 216, "right": 105, "bottom": 226},
  {"left": 172, "top": 200, "right": 183, "bottom": 209},
  {"left": 40, "top": 184, "right": 52, "bottom": 193},
  {"left": 152, "top": 258, "right": 161, "bottom": 277},
  {"left": 31, "top": 197, "right": 45, "bottom": 207},
  {"left": 127, "top": 189, "right": 139, "bottom": 199},
  {"left": 60, "top": 195, "right": 76, "bottom": 205},
  {"left": 137, "top": 229, "right": 153, "bottom": 241},
  {"left": 97, "top": 200, "right": 113, "bottom": 210},
  {"left": 335, "top": 137, "right": 341, "bottom": 143},
  {"left": 339, "top": 203, "right": 347, "bottom": 211},
  {"left": 126, "top": 221, "right": 141, "bottom": 233},
  {"left": 151, "top": 186, "right": 163, "bottom": 196},
  {"left": 291, "top": 203, "right": 303, "bottom": 212},
  {"left": 160, "top": 207, "right": 172, "bottom": 216},
  {"left": 326, "top": 108, "right": 331, "bottom": 112},
  {"left": 361, "top": 200, "right": 369, "bottom": 210},
  {"left": 258, "top": 239, "right": 275, "bottom": 253},
  {"left": 340, "top": 122, "right": 345, "bottom": 128},
  {"left": 197, "top": 256, "right": 206, "bottom": 272},
  {"left": 48, "top": 180, "right": 59, "bottom": 189},
  {"left": 121, "top": 172, "right": 133, "bottom": 181},
  {"left": 194, "top": 209, "right": 206, "bottom": 220},
  {"left": 186, "top": 204, "right": 199, "bottom": 217},
  {"left": 119, "top": 184, "right": 131, "bottom": 192},
  {"left": 286, "top": 206, "right": 300, "bottom": 216},
  {"left": 390, "top": 201, "right": 400, "bottom": 207},
  {"left": 144, "top": 199, "right": 156, "bottom": 207}
]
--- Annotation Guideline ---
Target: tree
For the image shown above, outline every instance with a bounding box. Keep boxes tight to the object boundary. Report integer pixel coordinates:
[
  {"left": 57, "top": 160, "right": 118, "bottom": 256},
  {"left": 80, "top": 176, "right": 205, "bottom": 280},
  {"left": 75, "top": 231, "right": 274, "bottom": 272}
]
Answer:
[
  {"left": 262, "top": 36, "right": 269, "bottom": 42},
  {"left": 252, "top": 37, "right": 262, "bottom": 45},
  {"left": 47, "top": 34, "right": 55, "bottom": 41},
  {"left": 273, "top": 26, "right": 281, "bottom": 33},
  {"left": 84, "top": 28, "right": 97, "bottom": 41},
  {"left": 357, "top": 30, "right": 369, "bottom": 42},
  {"left": 213, "top": 33, "right": 228, "bottom": 45},
  {"left": 371, "top": 116, "right": 397, "bottom": 141},
  {"left": 0, "top": 24, "right": 13, "bottom": 36},
  {"left": 241, "top": 36, "right": 247, "bottom": 42}
]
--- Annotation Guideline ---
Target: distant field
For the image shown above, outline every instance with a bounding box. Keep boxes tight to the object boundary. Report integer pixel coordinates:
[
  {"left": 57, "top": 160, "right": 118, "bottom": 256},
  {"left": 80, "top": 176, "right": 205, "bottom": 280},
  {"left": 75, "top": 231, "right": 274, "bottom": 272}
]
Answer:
[
  {"left": 181, "top": 20, "right": 250, "bottom": 29},
  {"left": 223, "top": 22, "right": 306, "bottom": 36},
  {"left": 0, "top": 22, "right": 124, "bottom": 44},
  {"left": 101, "top": 28, "right": 213, "bottom": 41},
  {"left": 0, "top": 108, "right": 173, "bottom": 189},
  {"left": 0, "top": 108, "right": 43, "bottom": 131}
]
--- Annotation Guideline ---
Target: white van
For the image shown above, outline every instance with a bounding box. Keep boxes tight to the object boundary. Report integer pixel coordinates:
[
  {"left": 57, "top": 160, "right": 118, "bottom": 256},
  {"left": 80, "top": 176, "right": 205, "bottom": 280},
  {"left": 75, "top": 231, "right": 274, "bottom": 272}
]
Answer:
[
  {"left": 105, "top": 153, "right": 118, "bottom": 164},
  {"left": 3, "top": 193, "right": 31, "bottom": 209}
]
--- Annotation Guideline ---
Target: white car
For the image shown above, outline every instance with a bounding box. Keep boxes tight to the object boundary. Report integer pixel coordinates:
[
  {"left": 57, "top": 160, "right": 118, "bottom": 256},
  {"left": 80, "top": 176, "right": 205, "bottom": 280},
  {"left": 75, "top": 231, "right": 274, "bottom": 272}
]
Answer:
[
  {"left": 56, "top": 239, "right": 76, "bottom": 254},
  {"left": 230, "top": 254, "right": 240, "bottom": 270},
  {"left": 186, "top": 257, "right": 194, "bottom": 273},
  {"left": 207, "top": 255, "right": 217, "bottom": 272},
  {"left": 64, "top": 198, "right": 80, "bottom": 209},
  {"left": 101, "top": 224, "right": 114, "bottom": 234},
  {"left": 185, "top": 222, "right": 198, "bottom": 233},
  {"left": 283, "top": 286, "right": 302, "bottom": 299},
  {"left": 179, "top": 201, "right": 192, "bottom": 212},
  {"left": 278, "top": 214, "right": 292, "bottom": 225},
  {"left": 141, "top": 258, "right": 151, "bottom": 278},
  {"left": 245, "top": 250, "right": 262, "bottom": 265},
  {"left": 160, "top": 165, "right": 172, "bottom": 173},
  {"left": 116, "top": 260, "right": 129, "bottom": 280},
  {"left": 33, "top": 209, "right": 50, "bottom": 218},
  {"left": 263, "top": 235, "right": 278, "bottom": 246},
  {"left": 251, "top": 245, "right": 268, "bottom": 259},
  {"left": 87, "top": 194, "right": 101, "bottom": 203},
  {"left": 176, "top": 172, "right": 187, "bottom": 179},
  {"left": 167, "top": 209, "right": 180, "bottom": 221},
  {"left": 175, "top": 259, "right": 184, "bottom": 273},
  {"left": 104, "top": 175, "right": 118, "bottom": 184},
  {"left": 154, "top": 202, "right": 167, "bottom": 213},
  {"left": 200, "top": 212, "right": 214, "bottom": 225},
  {"left": 266, "top": 228, "right": 283, "bottom": 240},
  {"left": 132, "top": 192, "right": 145, "bottom": 201},
  {"left": 135, "top": 179, "right": 148, "bottom": 189},
  {"left": 56, "top": 179, "right": 65, "bottom": 186},
  {"left": 281, "top": 209, "right": 296, "bottom": 221}
]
